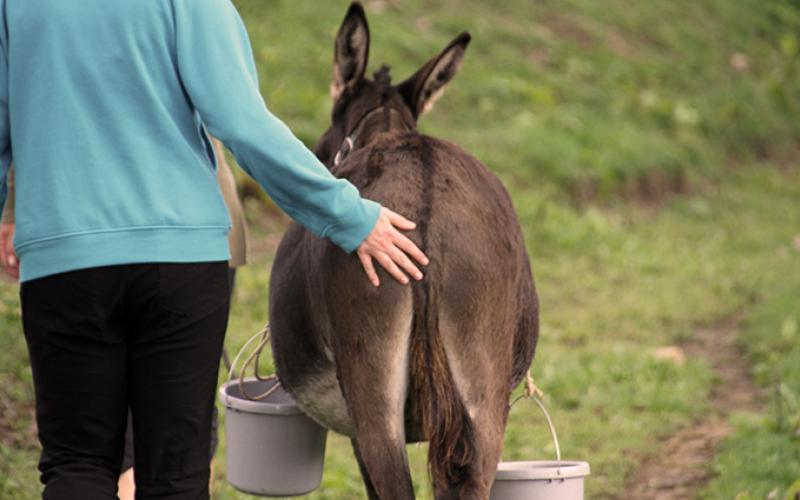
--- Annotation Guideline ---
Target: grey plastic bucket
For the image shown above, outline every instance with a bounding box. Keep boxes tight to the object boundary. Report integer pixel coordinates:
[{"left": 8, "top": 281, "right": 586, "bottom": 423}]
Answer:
[
  {"left": 219, "top": 378, "right": 328, "bottom": 497},
  {"left": 490, "top": 460, "right": 591, "bottom": 500}
]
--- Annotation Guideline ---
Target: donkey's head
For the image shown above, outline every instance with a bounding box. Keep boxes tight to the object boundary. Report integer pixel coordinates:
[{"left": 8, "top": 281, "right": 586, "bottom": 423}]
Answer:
[{"left": 314, "top": 2, "right": 471, "bottom": 167}]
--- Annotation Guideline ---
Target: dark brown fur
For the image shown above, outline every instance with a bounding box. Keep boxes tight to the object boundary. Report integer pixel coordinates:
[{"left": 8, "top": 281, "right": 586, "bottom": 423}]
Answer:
[{"left": 268, "top": 4, "right": 538, "bottom": 499}]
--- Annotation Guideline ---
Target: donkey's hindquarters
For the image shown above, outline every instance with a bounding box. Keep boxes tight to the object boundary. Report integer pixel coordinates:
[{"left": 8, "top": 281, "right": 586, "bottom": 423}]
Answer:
[{"left": 271, "top": 134, "right": 538, "bottom": 500}]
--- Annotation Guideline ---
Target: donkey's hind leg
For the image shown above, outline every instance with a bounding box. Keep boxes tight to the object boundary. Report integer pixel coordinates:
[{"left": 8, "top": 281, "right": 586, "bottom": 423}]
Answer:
[
  {"left": 457, "top": 405, "right": 508, "bottom": 499},
  {"left": 431, "top": 314, "right": 515, "bottom": 500},
  {"left": 340, "top": 347, "right": 414, "bottom": 499},
  {"left": 351, "top": 438, "right": 380, "bottom": 500},
  {"left": 333, "top": 295, "right": 415, "bottom": 500},
  {"left": 430, "top": 400, "right": 507, "bottom": 500}
]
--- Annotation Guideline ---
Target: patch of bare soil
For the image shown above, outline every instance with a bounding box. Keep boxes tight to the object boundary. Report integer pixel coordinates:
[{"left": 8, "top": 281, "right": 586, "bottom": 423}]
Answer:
[{"left": 626, "top": 316, "right": 762, "bottom": 500}]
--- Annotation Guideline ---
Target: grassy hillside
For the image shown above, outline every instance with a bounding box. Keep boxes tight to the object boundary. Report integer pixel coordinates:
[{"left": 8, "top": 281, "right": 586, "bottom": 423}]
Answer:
[
  {"left": 234, "top": 0, "right": 800, "bottom": 200},
  {"left": 216, "top": 161, "right": 800, "bottom": 499},
  {"left": 3, "top": 166, "right": 797, "bottom": 499},
  {"left": 219, "top": 1, "right": 800, "bottom": 497}
]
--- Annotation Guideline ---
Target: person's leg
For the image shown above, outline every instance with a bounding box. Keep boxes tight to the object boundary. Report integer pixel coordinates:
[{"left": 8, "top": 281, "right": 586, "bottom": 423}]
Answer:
[
  {"left": 220, "top": 267, "right": 236, "bottom": 374},
  {"left": 20, "top": 267, "right": 129, "bottom": 500},
  {"left": 209, "top": 266, "right": 236, "bottom": 493},
  {"left": 227, "top": 266, "right": 236, "bottom": 291},
  {"left": 126, "top": 261, "right": 230, "bottom": 500},
  {"left": 119, "top": 405, "right": 219, "bottom": 500}
]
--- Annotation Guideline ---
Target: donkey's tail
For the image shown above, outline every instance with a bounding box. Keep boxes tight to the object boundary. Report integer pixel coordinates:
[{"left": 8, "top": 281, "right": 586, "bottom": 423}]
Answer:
[{"left": 408, "top": 277, "right": 477, "bottom": 491}]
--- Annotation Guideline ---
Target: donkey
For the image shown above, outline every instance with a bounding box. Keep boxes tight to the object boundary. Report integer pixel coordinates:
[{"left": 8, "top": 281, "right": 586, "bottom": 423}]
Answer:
[{"left": 268, "top": 3, "right": 538, "bottom": 499}]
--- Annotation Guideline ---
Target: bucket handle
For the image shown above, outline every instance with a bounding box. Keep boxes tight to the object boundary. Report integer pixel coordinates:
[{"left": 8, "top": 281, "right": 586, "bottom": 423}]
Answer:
[
  {"left": 509, "top": 371, "right": 562, "bottom": 469},
  {"left": 225, "top": 325, "right": 282, "bottom": 404}
]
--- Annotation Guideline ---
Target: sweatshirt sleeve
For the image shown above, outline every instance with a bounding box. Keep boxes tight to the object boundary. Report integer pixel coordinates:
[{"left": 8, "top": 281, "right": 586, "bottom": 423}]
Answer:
[
  {"left": 0, "top": 10, "right": 11, "bottom": 221},
  {"left": 172, "top": 0, "right": 380, "bottom": 253}
]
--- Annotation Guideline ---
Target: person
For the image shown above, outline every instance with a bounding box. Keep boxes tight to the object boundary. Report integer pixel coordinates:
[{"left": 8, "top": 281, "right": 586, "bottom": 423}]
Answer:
[
  {"left": 3, "top": 140, "right": 247, "bottom": 499},
  {"left": 0, "top": 1, "right": 428, "bottom": 499},
  {"left": 0, "top": 147, "right": 245, "bottom": 497}
]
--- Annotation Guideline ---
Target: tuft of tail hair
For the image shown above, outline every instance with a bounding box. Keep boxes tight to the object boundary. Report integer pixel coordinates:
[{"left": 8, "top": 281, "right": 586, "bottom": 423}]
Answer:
[{"left": 408, "top": 276, "right": 477, "bottom": 495}]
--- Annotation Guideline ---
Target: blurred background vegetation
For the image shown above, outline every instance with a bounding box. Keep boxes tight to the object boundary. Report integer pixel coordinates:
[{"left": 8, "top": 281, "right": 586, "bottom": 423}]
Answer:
[
  {"left": 2, "top": 0, "right": 800, "bottom": 498},
  {"left": 235, "top": 0, "right": 800, "bottom": 202}
]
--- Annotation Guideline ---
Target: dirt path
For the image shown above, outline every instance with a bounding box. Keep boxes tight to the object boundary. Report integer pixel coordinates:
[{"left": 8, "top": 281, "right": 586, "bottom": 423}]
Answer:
[{"left": 625, "top": 317, "right": 762, "bottom": 499}]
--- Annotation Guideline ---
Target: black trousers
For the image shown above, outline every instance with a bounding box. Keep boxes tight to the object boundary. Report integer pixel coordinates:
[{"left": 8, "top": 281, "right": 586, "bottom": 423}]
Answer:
[
  {"left": 21, "top": 262, "right": 231, "bottom": 500},
  {"left": 119, "top": 268, "right": 235, "bottom": 473}
]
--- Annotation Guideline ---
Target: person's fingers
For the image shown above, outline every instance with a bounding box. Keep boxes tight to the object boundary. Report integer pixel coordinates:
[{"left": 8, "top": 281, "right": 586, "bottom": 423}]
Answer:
[
  {"left": 387, "top": 245, "right": 422, "bottom": 281},
  {"left": 392, "top": 231, "right": 429, "bottom": 266},
  {"left": 375, "top": 251, "right": 409, "bottom": 285},
  {"left": 2, "top": 251, "right": 18, "bottom": 279},
  {"left": 358, "top": 250, "right": 380, "bottom": 287},
  {"left": 385, "top": 209, "right": 416, "bottom": 231}
]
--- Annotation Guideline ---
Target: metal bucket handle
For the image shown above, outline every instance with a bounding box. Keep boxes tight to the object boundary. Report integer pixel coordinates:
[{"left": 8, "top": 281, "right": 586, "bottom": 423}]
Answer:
[
  {"left": 225, "top": 325, "right": 281, "bottom": 404},
  {"left": 509, "top": 371, "right": 562, "bottom": 470}
]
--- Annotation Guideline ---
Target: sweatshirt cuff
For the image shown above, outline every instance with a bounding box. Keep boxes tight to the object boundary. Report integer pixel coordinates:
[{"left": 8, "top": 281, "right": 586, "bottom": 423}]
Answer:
[{"left": 322, "top": 199, "right": 382, "bottom": 253}]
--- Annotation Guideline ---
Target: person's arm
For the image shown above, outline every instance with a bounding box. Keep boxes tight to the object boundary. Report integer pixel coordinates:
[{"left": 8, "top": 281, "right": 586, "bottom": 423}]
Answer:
[
  {"left": 0, "top": 12, "right": 10, "bottom": 221},
  {"left": 0, "top": 20, "right": 15, "bottom": 281},
  {"left": 173, "top": 0, "right": 427, "bottom": 285},
  {"left": 173, "top": 0, "right": 375, "bottom": 252},
  {"left": 0, "top": 16, "right": 15, "bottom": 281}
]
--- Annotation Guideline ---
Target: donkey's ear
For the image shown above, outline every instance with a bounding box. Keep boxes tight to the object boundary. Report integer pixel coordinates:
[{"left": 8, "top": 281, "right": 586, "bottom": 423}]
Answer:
[
  {"left": 331, "top": 2, "right": 370, "bottom": 101},
  {"left": 397, "top": 32, "right": 471, "bottom": 117}
]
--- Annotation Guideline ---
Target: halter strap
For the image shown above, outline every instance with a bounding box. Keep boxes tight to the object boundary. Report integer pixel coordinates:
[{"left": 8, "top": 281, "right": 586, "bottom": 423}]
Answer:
[{"left": 334, "top": 106, "right": 413, "bottom": 166}]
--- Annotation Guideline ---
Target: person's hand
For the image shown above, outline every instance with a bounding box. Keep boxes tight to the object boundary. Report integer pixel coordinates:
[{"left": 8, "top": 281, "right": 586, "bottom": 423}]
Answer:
[
  {"left": 357, "top": 207, "right": 429, "bottom": 287},
  {"left": 0, "top": 222, "right": 19, "bottom": 280}
]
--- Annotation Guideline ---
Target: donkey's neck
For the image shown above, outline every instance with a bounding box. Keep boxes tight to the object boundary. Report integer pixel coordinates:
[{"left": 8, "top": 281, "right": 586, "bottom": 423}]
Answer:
[{"left": 335, "top": 105, "right": 414, "bottom": 166}]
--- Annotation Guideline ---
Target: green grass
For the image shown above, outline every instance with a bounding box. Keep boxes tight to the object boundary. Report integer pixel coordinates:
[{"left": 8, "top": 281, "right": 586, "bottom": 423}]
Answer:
[
  {"left": 701, "top": 413, "right": 800, "bottom": 500},
  {"left": 234, "top": 0, "right": 800, "bottom": 200},
  {"left": 0, "top": 287, "right": 38, "bottom": 499},
  {"left": 2, "top": 1, "right": 800, "bottom": 499},
  {"left": 701, "top": 280, "right": 800, "bottom": 499},
  {"left": 4, "top": 167, "right": 798, "bottom": 499},
  {"left": 210, "top": 164, "right": 800, "bottom": 500}
]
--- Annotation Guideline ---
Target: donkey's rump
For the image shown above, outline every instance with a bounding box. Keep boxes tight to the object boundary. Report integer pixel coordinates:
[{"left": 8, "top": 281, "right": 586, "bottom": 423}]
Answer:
[
  {"left": 335, "top": 131, "right": 525, "bottom": 267},
  {"left": 334, "top": 131, "right": 530, "bottom": 357},
  {"left": 332, "top": 131, "right": 535, "bottom": 432},
  {"left": 275, "top": 132, "right": 533, "bottom": 440}
]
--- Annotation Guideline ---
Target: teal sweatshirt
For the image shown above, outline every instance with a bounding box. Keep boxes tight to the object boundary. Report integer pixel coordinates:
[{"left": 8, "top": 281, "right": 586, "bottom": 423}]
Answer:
[{"left": 0, "top": 0, "right": 381, "bottom": 282}]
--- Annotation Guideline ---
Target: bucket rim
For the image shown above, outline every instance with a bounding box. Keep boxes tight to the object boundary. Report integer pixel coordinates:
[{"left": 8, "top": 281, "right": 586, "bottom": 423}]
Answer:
[
  {"left": 218, "top": 378, "right": 304, "bottom": 416},
  {"left": 495, "top": 460, "right": 590, "bottom": 481}
]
